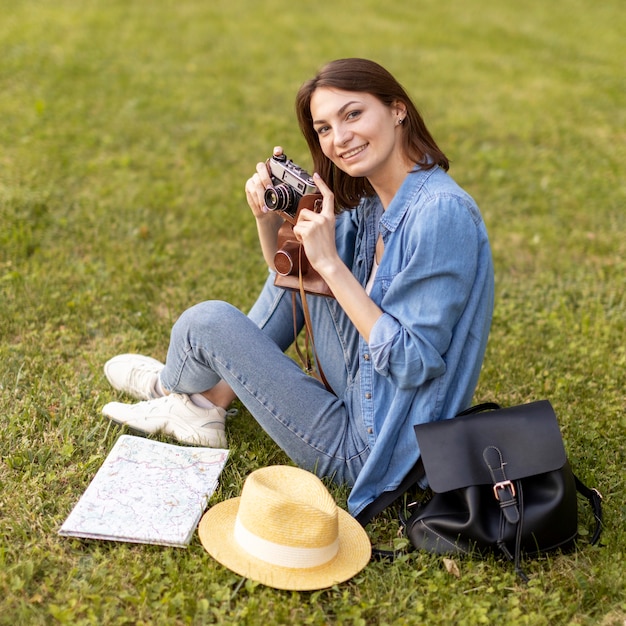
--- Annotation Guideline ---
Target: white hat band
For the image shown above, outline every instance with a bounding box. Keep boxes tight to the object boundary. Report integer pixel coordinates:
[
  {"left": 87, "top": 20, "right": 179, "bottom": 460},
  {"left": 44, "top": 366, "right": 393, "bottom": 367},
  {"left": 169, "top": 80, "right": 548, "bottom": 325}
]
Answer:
[{"left": 234, "top": 516, "right": 339, "bottom": 569}]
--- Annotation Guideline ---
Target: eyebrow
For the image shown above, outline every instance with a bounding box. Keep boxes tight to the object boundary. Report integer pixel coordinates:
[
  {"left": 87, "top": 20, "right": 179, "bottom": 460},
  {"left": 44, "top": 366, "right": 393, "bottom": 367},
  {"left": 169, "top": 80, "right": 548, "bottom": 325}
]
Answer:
[{"left": 312, "top": 100, "right": 361, "bottom": 126}]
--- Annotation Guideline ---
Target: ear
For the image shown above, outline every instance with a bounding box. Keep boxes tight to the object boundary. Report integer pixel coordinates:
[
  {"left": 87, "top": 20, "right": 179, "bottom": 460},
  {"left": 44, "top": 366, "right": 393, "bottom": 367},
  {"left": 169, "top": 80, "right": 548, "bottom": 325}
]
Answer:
[
  {"left": 391, "top": 100, "right": 407, "bottom": 124},
  {"left": 391, "top": 100, "right": 406, "bottom": 117}
]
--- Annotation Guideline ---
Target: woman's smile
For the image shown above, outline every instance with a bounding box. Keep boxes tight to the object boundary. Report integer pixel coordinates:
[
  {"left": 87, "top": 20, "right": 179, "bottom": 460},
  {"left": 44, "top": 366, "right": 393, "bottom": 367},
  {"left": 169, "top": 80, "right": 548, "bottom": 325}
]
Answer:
[{"left": 339, "top": 144, "right": 368, "bottom": 160}]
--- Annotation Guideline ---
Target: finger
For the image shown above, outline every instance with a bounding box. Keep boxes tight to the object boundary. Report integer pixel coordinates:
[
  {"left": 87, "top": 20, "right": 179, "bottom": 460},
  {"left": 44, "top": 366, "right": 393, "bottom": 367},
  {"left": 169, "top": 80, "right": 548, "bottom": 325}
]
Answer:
[
  {"left": 313, "top": 173, "right": 335, "bottom": 216},
  {"left": 257, "top": 161, "right": 273, "bottom": 187},
  {"left": 295, "top": 208, "right": 318, "bottom": 224},
  {"left": 245, "top": 173, "right": 264, "bottom": 198},
  {"left": 245, "top": 179, "right": 262, "bottom": 203},
  {"left": 245, "top": 173, "right": 268, "bottom": 213},
  {"left": 313, "top": 172, "right": 330, "bottom": 193}
]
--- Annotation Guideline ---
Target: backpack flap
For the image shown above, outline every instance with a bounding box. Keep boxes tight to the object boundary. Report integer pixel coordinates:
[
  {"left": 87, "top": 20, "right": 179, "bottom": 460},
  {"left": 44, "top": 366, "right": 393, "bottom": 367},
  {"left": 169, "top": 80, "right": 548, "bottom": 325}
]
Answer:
[{"left": 414, "top": 400, "right": 567, "bottom": 493}]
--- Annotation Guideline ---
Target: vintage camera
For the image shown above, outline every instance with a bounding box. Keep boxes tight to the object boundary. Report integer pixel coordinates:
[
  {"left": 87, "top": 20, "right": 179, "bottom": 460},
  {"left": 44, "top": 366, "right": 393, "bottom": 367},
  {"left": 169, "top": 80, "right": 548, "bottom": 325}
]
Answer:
[
  {"left": 264, "top": 153, "right": 318, "bottom": 219},
  {"left": 264, "top": 152, "right": 333, "bottom": 298}
]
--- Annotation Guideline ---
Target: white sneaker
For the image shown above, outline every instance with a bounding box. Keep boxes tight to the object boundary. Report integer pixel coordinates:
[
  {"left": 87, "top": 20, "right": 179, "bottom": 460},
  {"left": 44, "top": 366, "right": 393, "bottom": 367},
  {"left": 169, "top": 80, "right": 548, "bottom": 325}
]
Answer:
[
  {"left": 102, "top": 393, "right": 228, "bottom": 448},
  {"left": 104, "top": 354, "right": 164, "bottom": 401}
]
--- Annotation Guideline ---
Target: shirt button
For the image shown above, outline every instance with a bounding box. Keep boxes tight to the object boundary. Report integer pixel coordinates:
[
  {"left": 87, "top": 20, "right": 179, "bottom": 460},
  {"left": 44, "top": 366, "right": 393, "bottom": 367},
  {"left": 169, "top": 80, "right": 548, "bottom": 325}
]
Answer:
[
  {"left": 365, "top": 392, "right": 372, "bottom": 399},
  {"left": 367, "top": 427, "right": 373, "bottom": 434},
  {"left": 363, "top": 353, "right": 370, "bottom": 361}
]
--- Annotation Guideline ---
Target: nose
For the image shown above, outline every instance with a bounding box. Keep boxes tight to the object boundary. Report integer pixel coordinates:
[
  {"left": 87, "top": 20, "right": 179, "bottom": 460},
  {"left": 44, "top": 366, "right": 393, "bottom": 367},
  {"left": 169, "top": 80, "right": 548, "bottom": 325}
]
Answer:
[{"left": 333, "top": 123, "right": 352, "bottom": 147}]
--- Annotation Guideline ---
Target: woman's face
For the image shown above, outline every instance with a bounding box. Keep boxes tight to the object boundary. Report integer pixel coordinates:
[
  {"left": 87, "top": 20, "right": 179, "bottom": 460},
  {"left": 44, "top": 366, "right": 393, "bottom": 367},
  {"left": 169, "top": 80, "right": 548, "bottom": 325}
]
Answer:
[{"left": 310, "top": 87, "right": 407, "bottom": 184}]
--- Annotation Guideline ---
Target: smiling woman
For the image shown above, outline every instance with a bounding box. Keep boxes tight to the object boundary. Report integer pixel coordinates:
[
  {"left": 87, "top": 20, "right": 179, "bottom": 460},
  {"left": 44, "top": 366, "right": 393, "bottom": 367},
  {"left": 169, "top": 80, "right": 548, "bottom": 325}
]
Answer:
[
  {"left": 295, "top": 58, "right": 449, "bottom": 210},
  {"left": 309, "top": 89, "right": 410, "bottom": 207},
  {"left": 102, "top": 58, "right": 494, "bottom": 554}
]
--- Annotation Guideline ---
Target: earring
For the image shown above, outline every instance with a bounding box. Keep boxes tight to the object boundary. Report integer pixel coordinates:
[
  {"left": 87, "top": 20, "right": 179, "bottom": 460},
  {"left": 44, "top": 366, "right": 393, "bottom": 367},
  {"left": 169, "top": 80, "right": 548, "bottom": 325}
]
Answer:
[{"left": 397, "top": 117, "right": 404, "bottom": 126}]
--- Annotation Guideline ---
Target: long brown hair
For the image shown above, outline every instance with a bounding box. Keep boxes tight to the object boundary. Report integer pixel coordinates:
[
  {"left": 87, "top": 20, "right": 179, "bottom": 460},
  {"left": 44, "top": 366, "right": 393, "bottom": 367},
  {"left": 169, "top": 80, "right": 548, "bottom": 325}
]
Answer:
[{"left": 295, "top": 58, "right": 449, "bottom": 209}]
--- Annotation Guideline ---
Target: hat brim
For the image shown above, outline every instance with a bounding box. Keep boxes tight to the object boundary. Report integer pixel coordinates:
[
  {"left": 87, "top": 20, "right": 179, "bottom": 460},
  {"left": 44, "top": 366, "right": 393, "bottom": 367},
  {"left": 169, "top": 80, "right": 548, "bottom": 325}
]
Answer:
[{"left": 198, "top": 497, "right": 371, "bottom": 591}]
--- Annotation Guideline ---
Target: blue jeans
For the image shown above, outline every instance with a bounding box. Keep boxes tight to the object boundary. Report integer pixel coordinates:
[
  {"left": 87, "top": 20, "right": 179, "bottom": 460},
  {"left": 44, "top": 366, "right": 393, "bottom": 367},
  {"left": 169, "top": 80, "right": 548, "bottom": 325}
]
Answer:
[{"left": 160, "top": 273, "right": 370, "bottom": 486}]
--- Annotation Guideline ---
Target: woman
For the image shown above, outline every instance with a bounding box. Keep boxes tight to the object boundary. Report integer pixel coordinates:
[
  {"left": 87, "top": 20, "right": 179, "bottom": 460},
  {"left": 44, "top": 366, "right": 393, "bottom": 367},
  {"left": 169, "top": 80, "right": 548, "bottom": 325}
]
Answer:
[{"left": 102, "top": 58, "right": 494, "bottom": 517}]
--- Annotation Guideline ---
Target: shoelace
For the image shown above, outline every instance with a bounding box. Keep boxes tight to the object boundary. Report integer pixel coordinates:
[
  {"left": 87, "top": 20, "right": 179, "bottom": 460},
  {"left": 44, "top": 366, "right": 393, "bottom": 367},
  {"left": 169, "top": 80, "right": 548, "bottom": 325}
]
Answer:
[{"left": 127, "top": 364, "right": 162, "bottom": 398}]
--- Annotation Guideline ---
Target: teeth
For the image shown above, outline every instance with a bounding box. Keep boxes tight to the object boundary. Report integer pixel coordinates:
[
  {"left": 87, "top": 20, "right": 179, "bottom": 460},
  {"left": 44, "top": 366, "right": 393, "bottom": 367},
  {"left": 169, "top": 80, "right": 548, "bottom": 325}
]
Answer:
[{"left": 342, "top": 145, "right": 366, "bottom": 159}]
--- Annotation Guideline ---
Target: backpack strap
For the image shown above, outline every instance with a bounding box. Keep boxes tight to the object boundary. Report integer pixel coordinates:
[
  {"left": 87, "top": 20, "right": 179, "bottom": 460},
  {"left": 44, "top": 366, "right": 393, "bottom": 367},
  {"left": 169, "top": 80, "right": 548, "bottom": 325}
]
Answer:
[
  {"left": 574, "top": 475, "right": 603, "bottom": 545},
  {"left": 455, "top": 402, "right": 501, "bottom": 416}
]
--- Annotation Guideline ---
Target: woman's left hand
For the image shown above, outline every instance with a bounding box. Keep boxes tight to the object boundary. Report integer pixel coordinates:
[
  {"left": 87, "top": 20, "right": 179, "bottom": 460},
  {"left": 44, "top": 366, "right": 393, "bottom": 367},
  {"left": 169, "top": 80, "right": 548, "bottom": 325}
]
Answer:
[{"left": 292, "top": 173, "right": 340, "bottom": 277}]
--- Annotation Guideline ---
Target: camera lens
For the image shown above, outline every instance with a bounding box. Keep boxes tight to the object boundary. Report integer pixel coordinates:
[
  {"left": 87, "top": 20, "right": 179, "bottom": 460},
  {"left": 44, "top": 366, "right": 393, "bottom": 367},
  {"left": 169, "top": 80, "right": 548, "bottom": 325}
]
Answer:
[{"left": 264, "top": 184, "right": 297, "bottom": 213}]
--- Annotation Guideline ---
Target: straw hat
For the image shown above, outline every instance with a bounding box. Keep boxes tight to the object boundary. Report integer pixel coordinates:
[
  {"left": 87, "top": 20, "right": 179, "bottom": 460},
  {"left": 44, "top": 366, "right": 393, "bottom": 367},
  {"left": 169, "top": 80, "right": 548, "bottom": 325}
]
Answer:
[{"left": 198, "top": 465, "right": 371, "bottom": 590}]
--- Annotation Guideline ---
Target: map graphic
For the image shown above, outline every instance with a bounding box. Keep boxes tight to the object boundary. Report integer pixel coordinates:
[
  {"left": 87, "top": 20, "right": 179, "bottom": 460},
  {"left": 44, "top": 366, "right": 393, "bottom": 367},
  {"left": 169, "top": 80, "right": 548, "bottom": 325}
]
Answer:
[{"left": 59, "top": 435, "right": 229, "bottom": 547}]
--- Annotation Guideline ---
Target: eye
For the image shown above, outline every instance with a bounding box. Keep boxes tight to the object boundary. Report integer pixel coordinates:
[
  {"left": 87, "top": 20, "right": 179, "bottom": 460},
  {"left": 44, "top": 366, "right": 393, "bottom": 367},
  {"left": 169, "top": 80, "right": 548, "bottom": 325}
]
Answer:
[
  {"left": 346, "top": 109, "right": 361, "bottom": 120},
  {"left": 315, "top": 125, "right": 330, "bottom": 136}
]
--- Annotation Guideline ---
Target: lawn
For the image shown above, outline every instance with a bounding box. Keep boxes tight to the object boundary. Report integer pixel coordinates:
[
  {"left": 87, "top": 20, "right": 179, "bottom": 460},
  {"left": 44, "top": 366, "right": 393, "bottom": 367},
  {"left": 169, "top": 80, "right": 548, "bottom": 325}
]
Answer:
[{"left": 1, "top": 0, "right": 624, "bottom": 623}]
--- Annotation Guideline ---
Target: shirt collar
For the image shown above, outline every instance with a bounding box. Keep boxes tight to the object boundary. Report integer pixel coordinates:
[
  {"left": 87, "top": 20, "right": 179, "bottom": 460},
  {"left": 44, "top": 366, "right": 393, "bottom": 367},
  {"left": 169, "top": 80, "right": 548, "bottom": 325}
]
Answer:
[{"left": 379, "top": 166, "right": 437, "bottom": 233}]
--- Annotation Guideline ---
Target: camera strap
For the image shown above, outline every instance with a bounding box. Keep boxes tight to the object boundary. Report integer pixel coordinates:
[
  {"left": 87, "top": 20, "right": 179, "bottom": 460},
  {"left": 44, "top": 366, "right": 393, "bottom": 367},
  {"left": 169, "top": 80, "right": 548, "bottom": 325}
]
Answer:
[{"left": 291, "top": 247, "right": 335, "bottom": 395}]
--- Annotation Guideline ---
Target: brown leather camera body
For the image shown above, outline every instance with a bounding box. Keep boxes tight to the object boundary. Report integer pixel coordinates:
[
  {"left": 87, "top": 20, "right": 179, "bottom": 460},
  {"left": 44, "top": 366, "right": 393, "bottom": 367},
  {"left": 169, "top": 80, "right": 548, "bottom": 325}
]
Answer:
[{"left": 273, "top": 193, "right": 334, "bottom": 298}]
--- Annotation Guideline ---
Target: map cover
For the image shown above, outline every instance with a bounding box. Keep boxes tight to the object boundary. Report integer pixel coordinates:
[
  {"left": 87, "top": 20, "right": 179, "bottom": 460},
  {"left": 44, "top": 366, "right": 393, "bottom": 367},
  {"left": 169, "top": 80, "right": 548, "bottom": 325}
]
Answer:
[{"left": 59, "top": 435, "right": 229, "bottom": 547}]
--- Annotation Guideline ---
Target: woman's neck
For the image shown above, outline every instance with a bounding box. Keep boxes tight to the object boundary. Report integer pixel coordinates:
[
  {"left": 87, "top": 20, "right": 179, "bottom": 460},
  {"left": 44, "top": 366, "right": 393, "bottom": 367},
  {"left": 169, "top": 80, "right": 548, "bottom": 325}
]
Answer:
[{"left": 368, "top": 157, "right": 416, "bottom": 209}]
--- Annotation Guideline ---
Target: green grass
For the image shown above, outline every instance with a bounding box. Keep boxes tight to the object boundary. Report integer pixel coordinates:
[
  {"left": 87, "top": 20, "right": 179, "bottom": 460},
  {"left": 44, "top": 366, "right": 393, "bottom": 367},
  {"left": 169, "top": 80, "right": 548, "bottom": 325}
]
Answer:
[{"left": 1, "top": 0, "right": 625, "bottom": 623}]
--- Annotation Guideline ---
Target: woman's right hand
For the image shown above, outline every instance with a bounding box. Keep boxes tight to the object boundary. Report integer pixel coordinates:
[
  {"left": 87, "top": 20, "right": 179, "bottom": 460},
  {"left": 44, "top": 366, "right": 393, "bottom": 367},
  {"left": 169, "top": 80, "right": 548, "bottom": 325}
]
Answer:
[
  {"left": 247, "top": 147, "right": 285, "bottom": 269},
  {"left": 245, "top": 146, "right": 284, "bottom": 220}
]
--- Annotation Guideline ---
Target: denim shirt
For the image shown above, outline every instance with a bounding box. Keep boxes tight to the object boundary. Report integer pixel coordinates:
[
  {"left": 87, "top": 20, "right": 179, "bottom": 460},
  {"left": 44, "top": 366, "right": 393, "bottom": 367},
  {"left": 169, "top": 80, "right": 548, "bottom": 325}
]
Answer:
[{"left": 335, "top": 166, "right": 494, "bottom": 517}]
